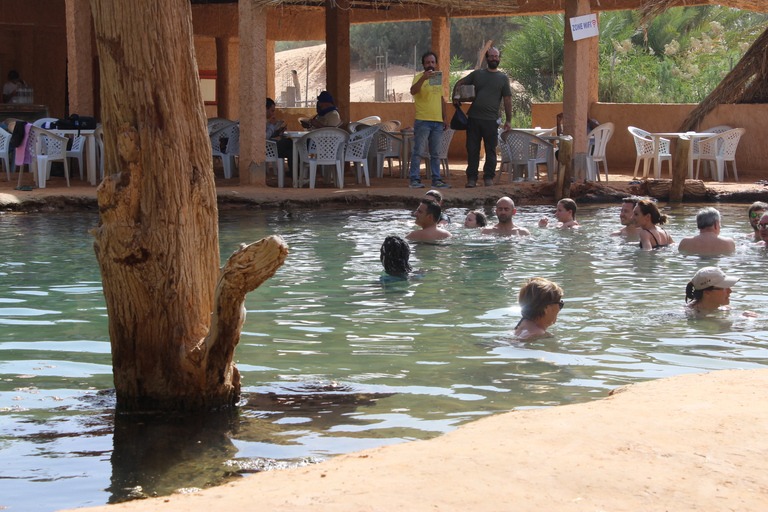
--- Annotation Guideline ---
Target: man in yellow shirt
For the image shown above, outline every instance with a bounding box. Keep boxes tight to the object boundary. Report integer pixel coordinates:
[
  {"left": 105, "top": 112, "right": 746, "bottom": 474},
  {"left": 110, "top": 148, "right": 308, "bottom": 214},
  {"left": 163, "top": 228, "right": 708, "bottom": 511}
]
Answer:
[{"left": 409, "top": 51, "right": 450, "bottom": 189}]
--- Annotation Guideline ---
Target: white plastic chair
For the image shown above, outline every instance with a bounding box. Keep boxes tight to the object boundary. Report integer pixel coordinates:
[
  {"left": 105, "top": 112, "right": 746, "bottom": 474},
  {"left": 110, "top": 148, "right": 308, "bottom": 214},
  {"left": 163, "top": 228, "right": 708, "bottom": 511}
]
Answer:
[
  {"left": 0, "top": 127, "right": 14, "bottom": 181},
  {"left": 414, "top": 128, "right": 455, "bottom": 180},
  {"left": 266, "top": 139, "right": 286, "bottom": 188},
  {"left": 210, "top": 123, "right": 240, "bottom": 179},
  {"left": 344, "top": 124, "right": 380, "bottom": 187},
  {"left": 496, "top": 130, "right": 553, "bottom": 183},
  {"left": 586, "top": 122, "right": 614, "bottom": 182},
  {"left": 628, "top": 126, "right": 671, "bottom": 179},
  {"left": 207, "top": 117, "right": 236, "bottom": 135},
  {"left": 94, "top": 124, "right": 104, "bottom": 179},
  {"left": 296, "top": 127, "right": 349, "bottom": 189},
  {"left": 375, "top": 131, "right": 403, "bottom": 178},
  {"left": 691, "top": 125, "right": 731, "bottom": 178},
  {"left": 696, "top": 128, "right": 745, "bottom": 182},
  {"left": 356, "top": 116, "right": 381, "bottom": 125},
  {"left": 33, "top": 117, "right": 58, "bottom": 128},
  {"left": 34, "top": 127, "right": 71, "bottom": 188},
  {"left": 65, "top": 134, "right": 86, "bottom": 180}
]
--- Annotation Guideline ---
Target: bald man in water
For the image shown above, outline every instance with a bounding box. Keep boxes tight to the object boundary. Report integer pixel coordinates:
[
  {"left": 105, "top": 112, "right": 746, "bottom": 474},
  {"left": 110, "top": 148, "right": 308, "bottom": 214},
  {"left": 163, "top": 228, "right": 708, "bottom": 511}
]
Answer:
[{"left": 481, "top": 197, "right": 530, "bottom": 236}]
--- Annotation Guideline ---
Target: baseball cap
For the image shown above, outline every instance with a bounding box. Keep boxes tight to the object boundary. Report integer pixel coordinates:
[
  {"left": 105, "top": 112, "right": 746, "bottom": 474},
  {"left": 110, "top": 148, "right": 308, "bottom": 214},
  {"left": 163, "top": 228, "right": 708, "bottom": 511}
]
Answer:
[{"left": 691, "top": 267, "right": 740, "bottom": 290}]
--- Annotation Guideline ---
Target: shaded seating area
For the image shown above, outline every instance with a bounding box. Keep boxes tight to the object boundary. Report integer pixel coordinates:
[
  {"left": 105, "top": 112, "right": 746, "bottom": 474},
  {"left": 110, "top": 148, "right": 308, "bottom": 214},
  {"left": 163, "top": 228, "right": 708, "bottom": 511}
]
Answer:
[{"left": 496, "top": 129, "right": 554, "bottom": 184}]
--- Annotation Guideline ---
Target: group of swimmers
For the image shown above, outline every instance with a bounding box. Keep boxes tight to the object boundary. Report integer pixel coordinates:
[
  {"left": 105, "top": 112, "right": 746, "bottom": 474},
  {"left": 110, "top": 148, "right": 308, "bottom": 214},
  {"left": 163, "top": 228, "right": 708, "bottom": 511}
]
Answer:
[{"left": 381, "top": 193, "right": 766, "bottom": 340}]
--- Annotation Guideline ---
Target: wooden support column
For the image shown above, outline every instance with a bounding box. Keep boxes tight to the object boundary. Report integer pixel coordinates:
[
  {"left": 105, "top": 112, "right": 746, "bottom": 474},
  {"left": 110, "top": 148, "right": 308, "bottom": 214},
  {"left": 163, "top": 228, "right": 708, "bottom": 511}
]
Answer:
[
  {"left": 326, "top": 0, "right": 350, "bottom": 122},
  {"left": 216, "top": 37, "right": 238, "bottom": 120},
  {"left": 267, "top": 39, "right": 276, "bottom": 101},
  {"left": 555, "top": 136, "right": 573, "bottom": 200},
  {"left": 562, "top": 0, "right": 593, "bottom": 180},
  {"left": 431, "top": 14, "right": 451, "bottom": 98},
  {"left": 65, "top": 0, "right": 94, "bottom": 116},
  {"left": 670, "top": 137, "right": 690, "bottom": 203},
  {"left": 238, "top": 0, "right": 267, "bottom": 186}
]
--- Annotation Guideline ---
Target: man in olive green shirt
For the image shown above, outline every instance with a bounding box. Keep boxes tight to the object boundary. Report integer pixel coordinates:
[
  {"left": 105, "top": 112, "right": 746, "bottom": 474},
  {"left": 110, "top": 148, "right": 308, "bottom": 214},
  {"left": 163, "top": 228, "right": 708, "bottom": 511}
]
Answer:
[{"left": 452, "top": 47, "right": 513, "bottom": 188}]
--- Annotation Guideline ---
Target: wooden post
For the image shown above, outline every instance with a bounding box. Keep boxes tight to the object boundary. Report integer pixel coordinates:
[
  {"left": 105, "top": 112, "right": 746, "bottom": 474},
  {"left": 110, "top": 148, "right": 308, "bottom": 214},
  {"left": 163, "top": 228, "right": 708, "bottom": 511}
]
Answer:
[
  {"left": 65, "top": 0, "right": 95, "bottom": 116},
  {"left": 238, "top": 0, "right": 267, "bottom": 185},
  {"left": 670, "top": 137, "right": 690, "bottom": 203},
  {"left": 431, "top": 15, "right": 450, "bottom": 98},
  {"left": 326, "top": 0, "right": 350, "bottom": 121},
  {"left": 555, "top": 136, "right": 573, "bottom": 200}
]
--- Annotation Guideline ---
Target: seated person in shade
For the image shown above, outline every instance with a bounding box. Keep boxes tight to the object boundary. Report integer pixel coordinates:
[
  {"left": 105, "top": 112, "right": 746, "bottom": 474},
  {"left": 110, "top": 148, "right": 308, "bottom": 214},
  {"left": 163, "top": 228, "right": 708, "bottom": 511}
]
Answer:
[
  {"left": 481, "top": 197, "right": 530, "bottom": 236},
  {"left": 266, "top": 97, "right": 292, "bottom": 170},
  {"left": 308, "top": 91, "right": 342, "bottom": 128},
  {"left": 407, "top": 198, "right": 452, "bottom": 241},
  {"left": 678, "top": 207, "right": 735, "bottom": 256},
  {"left": 539, "top": 198, "right": 579, "bottom": 229},
  {"left": 610, "top": 196, "right": 641, "bottom": 239},
  {"left": 514, "top": 277, "right": 564, "bottom": 340},
  {"left": 380, "top": 235, "right": 415, "bottom": 281},
  {"left": 746, "top": 201, "right": 768, "bottom": 242},
  {"left": 685, "top": 266, "right": 756, "bottom": 317},
  {"left": 464, "top": 210, "right": 487, "bottom": 228},
  {"left": 556, "top": 112, "right": 599, "bottom": 136},
  {"left": 425, "top": 189, "right": 451, "bottom": 226}
]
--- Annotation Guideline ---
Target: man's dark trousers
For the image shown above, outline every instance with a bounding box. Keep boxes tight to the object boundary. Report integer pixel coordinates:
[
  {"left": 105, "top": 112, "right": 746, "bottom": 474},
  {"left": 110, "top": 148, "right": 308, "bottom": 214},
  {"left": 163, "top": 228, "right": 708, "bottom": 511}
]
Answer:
[{"left": 465, "top": 117, "right": 499, "bottom": 182}]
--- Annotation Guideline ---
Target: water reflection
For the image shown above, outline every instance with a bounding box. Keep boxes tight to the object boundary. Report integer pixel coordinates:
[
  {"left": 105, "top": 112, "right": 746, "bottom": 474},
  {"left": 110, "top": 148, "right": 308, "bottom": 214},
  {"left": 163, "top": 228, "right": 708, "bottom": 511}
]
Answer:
[{"left": 1, "top": 205, "right": 768, "bottom": 511}]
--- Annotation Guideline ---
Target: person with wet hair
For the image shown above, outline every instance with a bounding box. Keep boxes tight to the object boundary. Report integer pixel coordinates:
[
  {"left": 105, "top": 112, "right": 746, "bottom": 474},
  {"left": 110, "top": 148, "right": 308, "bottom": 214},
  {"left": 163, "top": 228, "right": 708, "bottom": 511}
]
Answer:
[
  {"left": 514, "top": 277, "right": 564, "bottom": 340},
  {"left": 610, "top": 196, "right": 641, "bottom": 239},
  {"left": 678, "top": 207, "right": 735, "bottom": 256},
  {"left": 425, "top": 189, "right": 451, "bottom": 226},
  {"left": 407, "top": 198, "right": 451, "bottom": 241},
  {"left": 633, "top": 199, "right": 673, "bottom": 250},
  {"left": 464, "top": 210, "right": 487, "bottom": 228},
  {"left": 380, "top": 235, "right": 412, "bottom": 280},
  {"left": 539, "top": 198, "right": 579, "bottom": 229},
  {"left": 747, "top": 201, "right": 768, "bottom": 242}
]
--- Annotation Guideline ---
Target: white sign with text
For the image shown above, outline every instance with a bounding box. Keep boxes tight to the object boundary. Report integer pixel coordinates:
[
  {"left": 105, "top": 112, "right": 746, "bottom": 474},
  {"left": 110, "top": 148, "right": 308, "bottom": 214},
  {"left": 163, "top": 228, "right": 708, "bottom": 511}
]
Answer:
[{"left": 570, "top": 14, "right": 599, "bottom": 41}]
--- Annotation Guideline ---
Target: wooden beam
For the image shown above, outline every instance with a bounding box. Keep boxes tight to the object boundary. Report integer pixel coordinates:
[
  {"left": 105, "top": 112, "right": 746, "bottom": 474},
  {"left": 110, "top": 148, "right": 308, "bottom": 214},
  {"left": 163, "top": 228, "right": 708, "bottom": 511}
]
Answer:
[
  {"left": 326, "top": 0, "right": 351, "bottom": 122},
  {"left": 430, "top": 14, "right": 451, "bottom": 98},
  {"left": 238, "top": 0, "right": 268, "bottom": 185}
]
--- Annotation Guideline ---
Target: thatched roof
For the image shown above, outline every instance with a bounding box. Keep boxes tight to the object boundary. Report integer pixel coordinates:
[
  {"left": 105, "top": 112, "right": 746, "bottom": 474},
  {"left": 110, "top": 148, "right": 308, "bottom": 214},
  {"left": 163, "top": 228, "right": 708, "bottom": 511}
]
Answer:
[
  {"left": 251, "top": 0, "right": 520, "bottom": 14},
  {"left": 680, "top": 25, "right": 768, "bottom": 131},
  {"left": 640, "top": 0, "right": 767, "bottom": 25}
]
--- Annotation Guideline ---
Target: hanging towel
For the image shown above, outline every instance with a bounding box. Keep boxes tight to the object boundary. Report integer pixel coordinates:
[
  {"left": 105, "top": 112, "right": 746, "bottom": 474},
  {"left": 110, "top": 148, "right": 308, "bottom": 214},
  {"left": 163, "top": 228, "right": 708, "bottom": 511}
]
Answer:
[{"left": 14, "top": 123, "right": 32, "bottom": 166}]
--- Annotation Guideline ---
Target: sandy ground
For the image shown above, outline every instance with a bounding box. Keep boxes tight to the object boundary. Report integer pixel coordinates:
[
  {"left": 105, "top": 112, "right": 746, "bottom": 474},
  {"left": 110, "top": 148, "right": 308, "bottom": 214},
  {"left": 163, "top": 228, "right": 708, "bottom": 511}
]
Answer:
[
  {"left": 60, "top": 368, "right": 768, "bottom": 512},
  {"left": 275, "top": 43, "right": 419, "bottom": 103},
  {"left": 2, "top": 160, "right": 768, "bottom": 212}
]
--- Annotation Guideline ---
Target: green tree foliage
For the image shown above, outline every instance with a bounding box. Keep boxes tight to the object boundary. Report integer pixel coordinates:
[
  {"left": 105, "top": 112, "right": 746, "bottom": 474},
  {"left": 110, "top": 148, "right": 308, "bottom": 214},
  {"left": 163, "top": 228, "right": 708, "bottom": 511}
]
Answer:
[
  {"left": 500, "top": 14, "right": 564, "bottom": 101},
  {"left": 497, "top": 6, "right": 767, "bottom": 106},
  {"left": 346, "top": 18, "right": 518, "bottom": 70}
]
